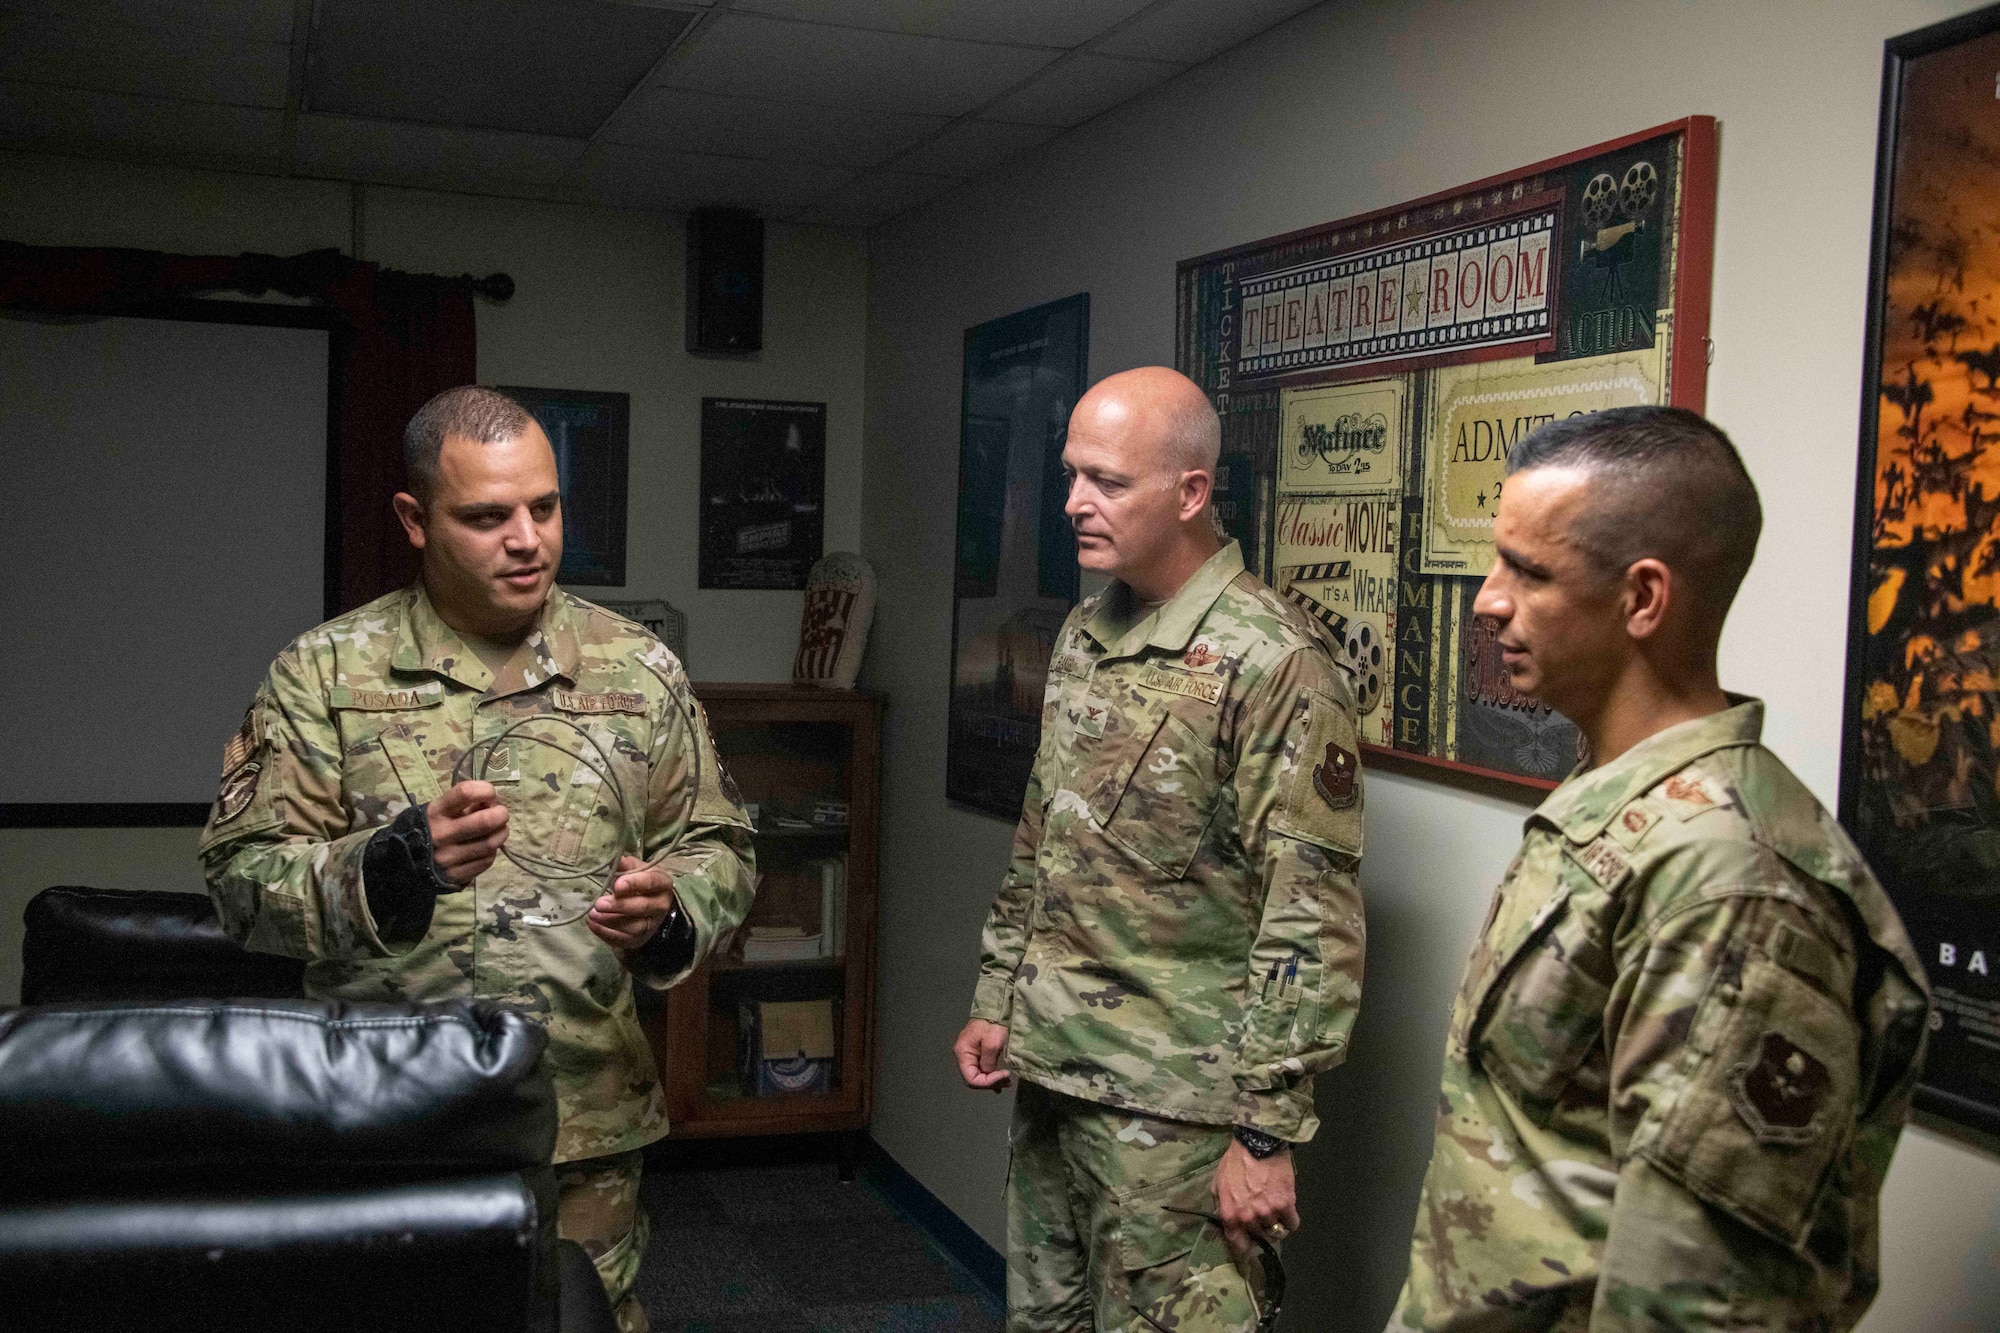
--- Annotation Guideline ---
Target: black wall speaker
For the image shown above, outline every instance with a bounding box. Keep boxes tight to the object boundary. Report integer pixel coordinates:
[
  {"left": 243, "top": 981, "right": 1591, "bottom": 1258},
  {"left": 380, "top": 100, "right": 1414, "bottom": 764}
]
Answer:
[{"left": 686, "top": 207, "right": 764, "bottom": 355}]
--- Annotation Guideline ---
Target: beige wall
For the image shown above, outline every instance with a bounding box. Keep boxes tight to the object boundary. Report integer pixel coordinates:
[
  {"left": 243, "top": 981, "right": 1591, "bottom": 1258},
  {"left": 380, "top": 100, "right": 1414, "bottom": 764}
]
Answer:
[
  {"left": 859, "top": 1, "right": 2000, "bottom": 1329},
  {"left": 0, "top": 150, "right": 868, "bottom": 1003}
]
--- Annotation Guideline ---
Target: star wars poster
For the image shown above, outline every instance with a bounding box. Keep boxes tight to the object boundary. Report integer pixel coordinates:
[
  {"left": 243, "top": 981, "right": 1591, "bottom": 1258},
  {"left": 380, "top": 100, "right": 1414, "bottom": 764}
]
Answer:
[
  {"left": 947, "top": 293, "right": 1088, "bottom": 819},
  {"left": 1844, "top": 9, "right": 2000, "bottom": 1136},
  {"left": 1177, "top": 119, "right": 1716, "bottom": 786},
  {"left": 698, "top": 398, "right": 826, "bottom": 590}
]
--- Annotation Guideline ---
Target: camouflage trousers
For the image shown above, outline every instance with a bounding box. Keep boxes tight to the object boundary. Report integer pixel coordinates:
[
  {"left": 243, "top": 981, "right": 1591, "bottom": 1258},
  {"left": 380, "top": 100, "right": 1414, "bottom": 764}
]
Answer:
[
  {"left": 556, "top": 1149, "right": 652, "bottom": 1333},
  {"left": 1007, "top": 1081, "right": 1265, "bottom": 1333}
]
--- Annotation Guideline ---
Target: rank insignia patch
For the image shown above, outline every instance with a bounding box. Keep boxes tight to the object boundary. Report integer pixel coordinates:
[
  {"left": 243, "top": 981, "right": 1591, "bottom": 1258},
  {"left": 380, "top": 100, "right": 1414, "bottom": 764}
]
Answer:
[
  {"left": 1728, "top": 1031, "right": 1831, "bottom": 1144},
  {"left": 1313, "top": 742, "right": 1357, "bottom": 809},
  {"left": 1609, "top": 803, "right": 1662, "bottom": 850}
]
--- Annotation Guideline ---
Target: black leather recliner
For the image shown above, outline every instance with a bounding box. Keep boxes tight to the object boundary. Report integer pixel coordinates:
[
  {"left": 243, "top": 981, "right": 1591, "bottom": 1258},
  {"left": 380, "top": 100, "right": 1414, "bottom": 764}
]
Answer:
[
  {"left": 21, "top": 884, "right": 306, "bottom": 1005},
  {"left": 5, "top": 888, "right": 620, "bottom": 1333}
]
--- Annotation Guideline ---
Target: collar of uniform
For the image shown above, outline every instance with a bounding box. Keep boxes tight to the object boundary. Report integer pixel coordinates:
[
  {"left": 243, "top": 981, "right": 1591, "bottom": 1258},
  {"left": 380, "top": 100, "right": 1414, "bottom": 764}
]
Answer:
[
  {"left": 1083, "top": 540, "right": 1244, "bottom": 659},
  {"left": 390, "top": 583, "right": 581, "bottom": 694},
  {"left": 1531, "top": 696, "right": 1765, "bottom": 843},
  {"left": 528, "top": 589, "right": 585, "bottom": 687}
]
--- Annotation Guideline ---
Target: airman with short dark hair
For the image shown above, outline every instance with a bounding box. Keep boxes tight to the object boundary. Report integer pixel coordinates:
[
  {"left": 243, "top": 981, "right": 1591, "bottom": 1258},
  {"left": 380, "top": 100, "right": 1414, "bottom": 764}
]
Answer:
[{"left": 1389, "top": 406, "right": 1930, "bottom": 1332}]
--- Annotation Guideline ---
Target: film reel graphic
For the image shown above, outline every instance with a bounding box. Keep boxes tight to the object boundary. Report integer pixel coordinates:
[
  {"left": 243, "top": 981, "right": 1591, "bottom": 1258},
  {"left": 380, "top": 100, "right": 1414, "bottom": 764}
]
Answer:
[
  {"left": 1619, "top": 160, "right": 1658, "bottom": 219},
  {"left": 1580, "top": 172, "right": 1618, "bottom": 231},
  {"left": 1341, "top": 621, "right": 1385, "bottom": 714}
]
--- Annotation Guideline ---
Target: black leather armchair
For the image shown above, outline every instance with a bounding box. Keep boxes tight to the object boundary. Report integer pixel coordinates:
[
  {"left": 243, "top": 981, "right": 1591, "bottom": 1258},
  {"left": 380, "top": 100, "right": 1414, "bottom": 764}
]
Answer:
[
  {"left": 21, "top": 884, "right": 305, "bottom": 1005},
  {"left": 6, "top": 888, "right": 621, "bottom": 1333}
]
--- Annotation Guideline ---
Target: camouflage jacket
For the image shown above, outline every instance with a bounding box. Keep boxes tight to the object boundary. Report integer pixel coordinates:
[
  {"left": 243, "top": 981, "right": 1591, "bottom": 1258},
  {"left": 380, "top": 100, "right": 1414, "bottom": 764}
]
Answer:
[
  {"left": 970, "top": 541, "right": 1367, "bottom": 1141},
  {"left": 200, "top": 584, "right": 756, "bottom": 1163},
  {"left": 1392, "top": 700, "right": 1930, "bottom": 1332}
]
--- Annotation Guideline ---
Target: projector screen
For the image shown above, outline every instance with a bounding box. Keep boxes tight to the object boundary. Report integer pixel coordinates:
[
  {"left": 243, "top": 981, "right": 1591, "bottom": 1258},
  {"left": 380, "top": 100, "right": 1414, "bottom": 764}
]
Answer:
[{"left": 0, "top": 310, "right": 330, "bottom": 812}]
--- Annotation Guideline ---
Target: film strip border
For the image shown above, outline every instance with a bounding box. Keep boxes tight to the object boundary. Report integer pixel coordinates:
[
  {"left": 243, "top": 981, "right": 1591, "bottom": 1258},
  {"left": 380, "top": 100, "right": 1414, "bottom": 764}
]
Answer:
[{"left": 1237, "top": 209, "right": 1557, "bottom": 379}]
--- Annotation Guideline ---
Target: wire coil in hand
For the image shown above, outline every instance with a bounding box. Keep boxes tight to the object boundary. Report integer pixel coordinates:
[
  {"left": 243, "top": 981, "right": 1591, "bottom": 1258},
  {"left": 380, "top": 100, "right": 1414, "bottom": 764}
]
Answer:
[{"left": 449, "top": 686, "right": 703, "bottom": 928}]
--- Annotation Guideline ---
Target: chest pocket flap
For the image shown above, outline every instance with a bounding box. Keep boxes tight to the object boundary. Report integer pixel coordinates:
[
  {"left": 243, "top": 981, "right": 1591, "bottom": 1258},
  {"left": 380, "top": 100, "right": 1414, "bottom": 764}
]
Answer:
[
  {"left": 1086, "top": 694, "right": 1221, "bottom": 880},
  {"left": 331, "top": 683, "right": 446, "bottom": 806},
  {"left": 1474, "top": 884, "right": 1614, "bottom": 1120}
]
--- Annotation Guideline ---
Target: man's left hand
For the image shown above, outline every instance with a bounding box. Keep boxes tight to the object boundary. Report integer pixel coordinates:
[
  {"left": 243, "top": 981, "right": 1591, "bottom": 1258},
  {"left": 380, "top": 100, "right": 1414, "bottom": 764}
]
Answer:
[
  {"left": 588, "top": 855, "right": 677, "bottom": 953},
  {"left": 1214, "top": 1138, "right": 1299, "bottom": 1260}
]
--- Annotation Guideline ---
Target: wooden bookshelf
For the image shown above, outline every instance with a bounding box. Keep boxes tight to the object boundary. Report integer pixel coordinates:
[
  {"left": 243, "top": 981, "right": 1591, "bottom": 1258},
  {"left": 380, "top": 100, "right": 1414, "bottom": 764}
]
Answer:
[{"left": 645, "top": 684, "right": 882, "bottom": 1145}]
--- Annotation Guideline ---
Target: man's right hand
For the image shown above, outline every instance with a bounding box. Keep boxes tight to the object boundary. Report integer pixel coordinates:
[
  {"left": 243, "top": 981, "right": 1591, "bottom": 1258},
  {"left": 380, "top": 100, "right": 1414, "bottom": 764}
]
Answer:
[
  {"left": 427, "top": 781, "right": 510, "bottom": 884},
  {"left": 953, "top": 1017, "right": 1012, "bottom": 1092}
]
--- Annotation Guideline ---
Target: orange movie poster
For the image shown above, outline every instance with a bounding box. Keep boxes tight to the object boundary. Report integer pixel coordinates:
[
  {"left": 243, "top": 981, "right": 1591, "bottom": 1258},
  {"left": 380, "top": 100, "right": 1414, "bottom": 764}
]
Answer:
[{"left": 1853, "top": 18, "right": 2000, "bottom": 1130}]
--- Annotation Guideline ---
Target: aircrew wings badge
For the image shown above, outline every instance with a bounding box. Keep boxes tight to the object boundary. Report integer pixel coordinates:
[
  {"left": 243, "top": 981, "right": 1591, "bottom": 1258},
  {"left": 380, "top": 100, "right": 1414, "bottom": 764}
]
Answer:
[
  {"left": 1181, "top": 640, "right": 1223, "bottom": 671},
  {"left": 1313, "top": 741, "right": 1358, "bottom": 809}
]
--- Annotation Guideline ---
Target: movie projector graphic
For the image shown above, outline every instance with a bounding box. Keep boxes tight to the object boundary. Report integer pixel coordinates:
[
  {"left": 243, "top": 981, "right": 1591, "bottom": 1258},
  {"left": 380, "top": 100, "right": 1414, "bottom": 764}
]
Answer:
[
  {"left": 1578, "top": 160, "right": 1657, "bottom": 260},
  {"left": 1277, "top": 562, "right": 1385, "bottom": 715}
]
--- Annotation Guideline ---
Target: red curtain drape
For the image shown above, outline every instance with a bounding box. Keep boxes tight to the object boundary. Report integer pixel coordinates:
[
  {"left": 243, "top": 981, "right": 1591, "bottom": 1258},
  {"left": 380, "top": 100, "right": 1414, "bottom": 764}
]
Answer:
[{"left": 0, "top": 241, "right": 489, "bottom": 613}]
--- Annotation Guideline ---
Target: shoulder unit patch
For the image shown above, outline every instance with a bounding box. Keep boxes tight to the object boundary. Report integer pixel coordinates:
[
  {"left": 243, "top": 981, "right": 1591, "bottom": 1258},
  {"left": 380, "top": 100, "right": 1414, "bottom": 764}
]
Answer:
[
  {"left": 1728, "top": 1031, "right": 1831, "bottom": 1145},
  {"left": 1313, "top": 741, "right": 1358, "bottom": 810}
]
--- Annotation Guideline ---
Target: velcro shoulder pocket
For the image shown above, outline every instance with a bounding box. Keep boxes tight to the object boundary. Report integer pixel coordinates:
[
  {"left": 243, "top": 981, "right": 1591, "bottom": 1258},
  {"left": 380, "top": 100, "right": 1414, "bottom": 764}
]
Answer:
[
  {"left": 199, "top": 699, "right": 284, "bottom": 852},
  {"left": 1269, "top": 687, "right": 1363, "bottom": 857},
  {"left": 1639, "top": 946, "right": 1860, "bottom": 1247}
]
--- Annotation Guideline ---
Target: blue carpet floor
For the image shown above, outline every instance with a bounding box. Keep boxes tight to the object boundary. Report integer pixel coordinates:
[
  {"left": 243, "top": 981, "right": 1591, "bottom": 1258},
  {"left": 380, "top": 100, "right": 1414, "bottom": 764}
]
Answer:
[{"left": 634, "top": 1156, "right": 1003, "bottom": 1333}]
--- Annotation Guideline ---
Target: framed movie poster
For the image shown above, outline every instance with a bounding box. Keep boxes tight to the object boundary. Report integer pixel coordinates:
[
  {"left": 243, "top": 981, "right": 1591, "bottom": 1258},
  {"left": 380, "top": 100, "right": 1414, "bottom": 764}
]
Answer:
[
  {"left": 499, "top": 385, "right": 629, "bottom": 586},
  {"left": 947, "top": 293, "right": 1089, "bottom": 819},
  {"left": 1842, "top": 4, "right": 2000, "bottom": 1138},
  {"left": 1177, "top": 117, "right": 1717, "bottom": 787},
  {"left": 698, "top": 398, "right": 827, "bottom": 590}
]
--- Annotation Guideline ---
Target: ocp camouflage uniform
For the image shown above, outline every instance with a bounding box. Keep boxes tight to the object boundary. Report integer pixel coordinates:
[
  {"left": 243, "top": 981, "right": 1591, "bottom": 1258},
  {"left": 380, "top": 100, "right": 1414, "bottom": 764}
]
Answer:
[
  {"left": 1390, "top": 700, "right": 1929, "bottom": 1332},
  {"left": 971, "top": 540, "right": 1367, "bottom": 1332},
  {"left": 201, "top": 584, "right": 756, "bottom": 1331}
]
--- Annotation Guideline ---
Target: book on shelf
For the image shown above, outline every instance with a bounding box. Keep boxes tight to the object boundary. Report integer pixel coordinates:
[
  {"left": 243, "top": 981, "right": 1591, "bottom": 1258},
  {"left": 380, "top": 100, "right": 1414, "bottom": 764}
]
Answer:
[
  {"left": 813, "top": 856, "right": 845, "bottom": 959},
  {"left": 739, "top": 924, "right": 824, "bottom": 962},
  {"left": 727, "top": 856, "right": 846, "bottom": 962},
  {"left": 737, "top": 998, "right": 835, "bottom": 1096}
]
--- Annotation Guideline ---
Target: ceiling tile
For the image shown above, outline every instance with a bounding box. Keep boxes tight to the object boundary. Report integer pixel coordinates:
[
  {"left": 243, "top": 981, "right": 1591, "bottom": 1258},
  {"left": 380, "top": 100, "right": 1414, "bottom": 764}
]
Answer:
[
  {"left": 790, "top": 169, "right": 956, "bottom": 228},
  {"left": 0, "top": 0, "right": 299, "bottom": 45},
  {"left": 578, "top": 141, "right": 857, "bottom": 215},
  {"left": 294, "top": 114, "right": 586, "bottom": 195},
  {"left": 307, "top": 0, "right": 695, "bottom": 137},
  {"left": 729, "top": 0, "right": 1156, "bottom": 48},
  {"left": 1094, "top": 0, "right": 1324, "bottom": 64},
  {"left": 660, "top": 12, "right": 1058, "bottom": 118},
  {"left": 978, "top": 52, "right": 1182, "bottom": 128},
  {"left": 0, "top": 80, "right": 287, "bottom": 168},
  {"left": 604, "top": 87, "right": 945, "bottom": 168},
  {"left": 0, "top": 10, "right": 291, "bottom": 107},
  {"left": 885, "top": 118, "right": 1057, "bottom": 178}
]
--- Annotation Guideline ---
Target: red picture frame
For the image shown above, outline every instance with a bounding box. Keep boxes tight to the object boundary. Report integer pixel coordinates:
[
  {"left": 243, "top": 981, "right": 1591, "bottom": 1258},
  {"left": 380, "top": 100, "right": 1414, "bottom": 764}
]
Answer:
[{"left": 1177, "top": 117, "right": 1718, "bottom": 789}]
